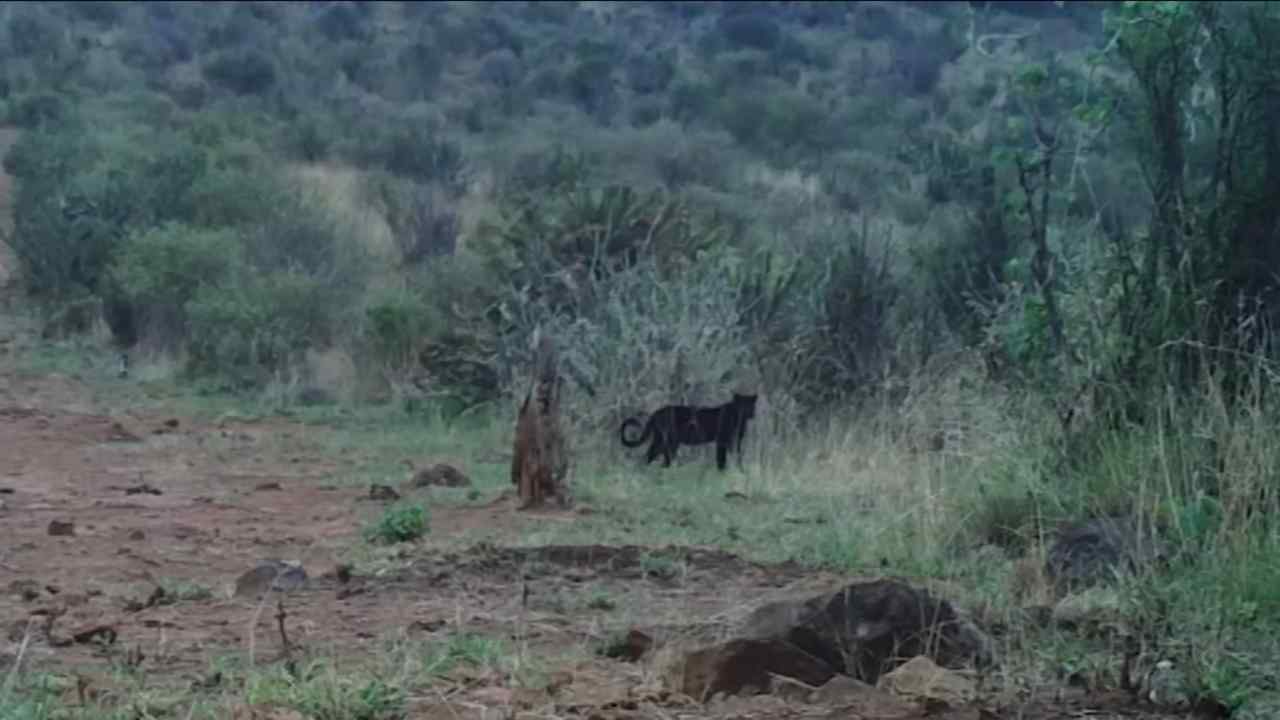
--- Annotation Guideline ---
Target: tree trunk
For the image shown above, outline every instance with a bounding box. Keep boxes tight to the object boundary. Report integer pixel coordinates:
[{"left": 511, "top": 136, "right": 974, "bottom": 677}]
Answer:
[{"left": 511, "top": 333, "right": 570, "bottom": 509}]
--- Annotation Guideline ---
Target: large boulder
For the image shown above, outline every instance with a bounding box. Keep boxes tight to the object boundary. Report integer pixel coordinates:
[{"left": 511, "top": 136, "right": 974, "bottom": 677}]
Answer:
[
  {"left": 1045, "top": 516, "right": 1164, "bottom": 592},
  {"left": 666, "top": 579, "right": 992, "bottom": 701}
]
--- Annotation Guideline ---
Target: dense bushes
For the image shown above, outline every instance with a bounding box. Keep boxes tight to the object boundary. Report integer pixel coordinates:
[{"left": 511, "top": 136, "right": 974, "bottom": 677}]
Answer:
[
  {"left": 5, "top": 0, "right": 1269, "bottom": 428},
  {"left": 4, "top": 119, "right": 369, "bottom": 387}
]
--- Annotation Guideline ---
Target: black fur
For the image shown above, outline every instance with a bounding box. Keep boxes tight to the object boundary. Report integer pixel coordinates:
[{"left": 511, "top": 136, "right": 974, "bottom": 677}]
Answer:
[{"left": 619, "top": 393, "right": 758, "bottom": 470}]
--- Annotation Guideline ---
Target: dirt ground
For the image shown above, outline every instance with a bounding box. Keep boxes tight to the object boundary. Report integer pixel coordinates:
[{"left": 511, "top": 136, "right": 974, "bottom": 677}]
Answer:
[{"left": 0, "top": 355, "right": 1207, "bottom": 719}]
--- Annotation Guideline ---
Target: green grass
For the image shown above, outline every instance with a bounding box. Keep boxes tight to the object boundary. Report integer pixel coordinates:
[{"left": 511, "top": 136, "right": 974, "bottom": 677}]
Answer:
[
  {"left": 363, "top": 503, "right": 429, "bottom": 544},
  {"left": 6, "top": 321, "right": 1280, "bottom": 716}
]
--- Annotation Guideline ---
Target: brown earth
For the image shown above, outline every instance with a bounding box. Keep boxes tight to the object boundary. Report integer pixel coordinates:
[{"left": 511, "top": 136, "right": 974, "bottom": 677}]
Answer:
[{"left": 0, "top": 354, "right": 1214, "bottom": 719}]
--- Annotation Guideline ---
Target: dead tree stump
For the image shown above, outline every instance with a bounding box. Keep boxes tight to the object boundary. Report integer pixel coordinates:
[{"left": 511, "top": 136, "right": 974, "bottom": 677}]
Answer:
[{"left": 511, "top": 333, "right": 570, "bottom": 509}]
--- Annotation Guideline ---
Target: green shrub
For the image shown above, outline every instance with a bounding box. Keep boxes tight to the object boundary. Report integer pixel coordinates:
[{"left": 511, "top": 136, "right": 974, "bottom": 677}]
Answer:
[
  {"left": 203, "top": 49, "right": 277, "bottom": 95},
  {"left": 110, "top": 223, "right": 242, "bottom": 349},
  {"left": 355, "top": 125, "right": 467, "bottom": 191},
  {"left": 718, "top": 13, "right": 781, "bottom": 52},
  {"left": 185, "top": 163, "right": 286, "bottom": 228},
  {"left": 7, "top": 92, "right": 70, "bottom": 129},
  {"left": 365, "top": 504, "right": 429, "bottom": 544},
  {"left": 362, "top": 288, "right": 442, "bottom": 373},
  {"left": 185, "top": 270, "right": 347, "bottom": 384}
]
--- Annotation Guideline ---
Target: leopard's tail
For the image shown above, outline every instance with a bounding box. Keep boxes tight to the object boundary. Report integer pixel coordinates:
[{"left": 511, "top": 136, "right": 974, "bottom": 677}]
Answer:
[{"left": 619, "top": 416, "right": 651, "bottom": 448}]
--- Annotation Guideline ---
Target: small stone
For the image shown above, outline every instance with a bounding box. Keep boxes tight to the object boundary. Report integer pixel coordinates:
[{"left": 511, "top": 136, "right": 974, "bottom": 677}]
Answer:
[
  {"left": 877, "top": 656, "right": 977, "bottom": 707},
  {"left": 599, "top": 629, "right": 653, "bottom": 662},
  {"left": 768, "top": 673, "right": 818, "bottom": 702},
  {"left": 409, "top": 462, "right": 471, "bottom": 488},
  {"left": 48, "top": 519, "right": 76, "bottom": 536},
  {"left": 9, "top": 580, "right": 40, "bottom": 602},
  {"left": 1145, "top": 659, "right": 1191, "bottom": 708},
  {"left": 368, "top": 484, "right": 400, "bottom": 501},
  {"left": 106, "top": 422, "right": 142, "bottom": 443},
  {"left": 234, "top": 560, "right": 308, "bottom": 599},
  {"left": 811, "top": 675, "right": 920, "bottom": 718}
]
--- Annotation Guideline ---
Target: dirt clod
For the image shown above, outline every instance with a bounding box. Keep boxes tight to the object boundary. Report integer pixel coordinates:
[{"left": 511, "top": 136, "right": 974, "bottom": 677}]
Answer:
[
  {"left": 409, "top": 462, "right": 471, "bottom": 488},
  {"left": 332, "top": 564, "right": 352, "bottom": 584},
  {"left": 812, "top": 675, "right": 921, "bottom": 717},
  {"left": 737, "top": 579, "right": 992, "bottom": 683},
  {"left": 675, "top": 638, "right": 836, "bottom": 701},
  {"left": 878, "top": 656, "right": 978, "bottom": 707},
  {"left": 368, "top": 483, "right": 400, "bottom": 501},
  {"left": 106, "top": 422, "right": 142, "bottom": 443},
  {"left": 48, "top": 519, "right": 75, "bottom": 536},
  {"left": 600, "top": 628, "right": 653, "bottom": 662},
  {"left": 234, "top": 561, "right": 308, "bottom": 599},
  {"left": 9, "top": 580, "right": 40, "bottom": 601},
  {"left": 1046, "top": 516, "right": 1163, "bottom": 593}
]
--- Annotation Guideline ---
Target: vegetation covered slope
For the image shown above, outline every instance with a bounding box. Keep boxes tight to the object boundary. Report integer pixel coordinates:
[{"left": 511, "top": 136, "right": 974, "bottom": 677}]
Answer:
[{"left": 0, "top": 0, "right": 1121, "bottom": 404}]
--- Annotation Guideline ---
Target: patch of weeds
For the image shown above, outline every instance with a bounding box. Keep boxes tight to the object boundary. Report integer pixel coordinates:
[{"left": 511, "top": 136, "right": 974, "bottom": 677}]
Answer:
[
  {"left": 585, "top": 589, "right": 616, "bottom": 611},
  {"left": 158, "top": 578, "right": 215, "bottom": 603},
  {"left": 965, "top": 488, "right": 1046, "bottom": 555},
  {"left": 243, "top": 661, "right": 406, "bottom": 720},
  {"left": 0, "top": 672, "right": 70, "bottom": 720},
  {"left": 1195, "top": 652, "right": 1256, "bottom": 713},
  {"left": 422, "top": 632, "right": 508, "bottom": 678},
  {"left": 638, "top": 552, "right": 685, "bottom": 581},
  {"left": 364, "top": 503, "right": 429, "bottom": 544}
]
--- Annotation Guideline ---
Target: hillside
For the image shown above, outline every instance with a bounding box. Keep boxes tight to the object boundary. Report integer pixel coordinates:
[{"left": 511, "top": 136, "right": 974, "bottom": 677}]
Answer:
[
  {"left": 0, "top": 0, "right": 1132, "bottom": 403},
  {"left": 1, "top": 1, "right": 1115, "bottom": 230}
]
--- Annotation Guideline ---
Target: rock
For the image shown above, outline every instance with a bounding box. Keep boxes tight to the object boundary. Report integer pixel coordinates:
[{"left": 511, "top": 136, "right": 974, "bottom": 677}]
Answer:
[
  {"left": 1045, "top": 516, "right": 1164, "bottom": 592},
  {"left": 767, "top": 673, "right": 817, "bottom": 702},
  {"left": 811, "top": 675, "right": 922, "bottom": 718},
  {"left": 8, "top": 580, "right": 40, "bottom": 601},
  {"left": 128, "top": 529, "right": 146, "bottom": 541},
  {"left": 106, "top": 421, "right": 143, "bottom": 443},
  {"left": 674, "top": 639, "right": 836, "bottom": 701},
  {"left": 1143, "top": 659, "right": 1191, "bottom": 709},
  {"left": 877, "top": 655, "right": 977, "bottom": 707},
  {"left": 1050, "top": 587, "right": 1122, "bottom": 630},
  {"left": 368, "top": 484, "right": 400, "bottom": 501},
  {"left": 234, "top": 560, "right": 308, "bottom": 599},
  {"left": 663, "top": 579, "right": 992, "bottom": 703},
  {"left": 737, "top": 579, "right": 993, "bottom": 682},
  {"left": 332, "top": 564, "right": 352, "bottom": 585},
  {"left": 410, "top": 462, "right": 471, "bottom": 488},
  {"left": 599, "top": 628, "right": 653, "bottom": 662},
  {"left": 254, "top": 482, "right": 283, "bottom": 492},
  {"left": 48, "top": 519, "right": 76, "bottom": 537}
]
